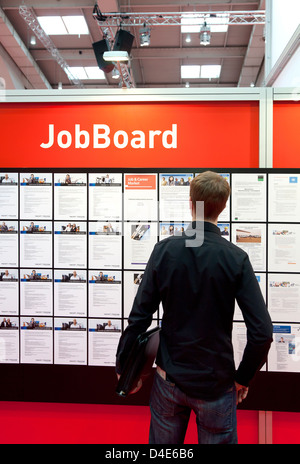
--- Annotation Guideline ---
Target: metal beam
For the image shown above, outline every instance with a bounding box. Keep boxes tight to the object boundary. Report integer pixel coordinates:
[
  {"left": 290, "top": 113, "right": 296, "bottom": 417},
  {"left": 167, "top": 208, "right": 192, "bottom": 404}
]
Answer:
[
  {"left": 0, "top": 0, "right": 261, "bottom": 7},
  {"left": 0, "top": 0, "right": 96, "bottom": 8},
  {"left": 58, "top": 82, "right": 239, "bottom": 89},
  {"left": 259, "top": 87, "right": 273, "bottom": 168},
  {"left": 120, "top": 0, "right": 260, "bottom": 5},
  {"left": 3, "top": 87, "right": 263, "bottom": 104},
  {"left": 133, "top": 46, "right": 247, "bottom": 59},
  {"left": 31, "top": 46, "right": 247, "bottom": 61},
  {"left": 94, "top": 11, "right": 265, "bottom": 28}
]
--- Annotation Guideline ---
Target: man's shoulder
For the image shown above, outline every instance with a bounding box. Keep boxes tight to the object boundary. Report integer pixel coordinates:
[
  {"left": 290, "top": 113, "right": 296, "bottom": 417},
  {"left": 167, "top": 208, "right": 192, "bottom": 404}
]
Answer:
[
  {"left": 154, "top": 235, "right": 186, "bottom": 249},
  {"left": 154, "top": 232, "right": 248, "bottom": 259},
  {"left": 218, "top": 235, "right": 248, "bottom": 255}
]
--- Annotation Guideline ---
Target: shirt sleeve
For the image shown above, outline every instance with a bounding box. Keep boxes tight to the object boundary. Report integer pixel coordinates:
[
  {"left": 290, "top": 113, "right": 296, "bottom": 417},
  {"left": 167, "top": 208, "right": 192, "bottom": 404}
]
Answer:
[
  {"left": 234, "top": 254, "right": 273, "bottom": 386},
  {"left": 115, "top": 245, "right": 161, "bottom": 375}
]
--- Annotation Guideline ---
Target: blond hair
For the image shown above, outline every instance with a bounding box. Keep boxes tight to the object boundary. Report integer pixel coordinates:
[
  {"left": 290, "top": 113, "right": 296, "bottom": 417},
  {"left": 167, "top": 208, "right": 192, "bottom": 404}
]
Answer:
[{"left": 190, "top": 171, "right": 230, "bottom": 221}]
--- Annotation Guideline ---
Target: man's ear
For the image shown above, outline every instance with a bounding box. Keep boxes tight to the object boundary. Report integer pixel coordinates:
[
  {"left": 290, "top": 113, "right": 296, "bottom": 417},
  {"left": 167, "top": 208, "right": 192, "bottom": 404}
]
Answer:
[{"left": 189, "top": 197, "right": 194, "bottom": 217}]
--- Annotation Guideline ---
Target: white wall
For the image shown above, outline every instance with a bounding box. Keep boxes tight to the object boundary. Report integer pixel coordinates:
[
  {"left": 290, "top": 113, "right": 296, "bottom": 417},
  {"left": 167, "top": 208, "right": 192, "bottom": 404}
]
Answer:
[
  {"left": 265, "top": 0, "right": 300, "bottom": 86},
  {"left": 270, "top": 0, "right": 300, "bottom": 68},
  {"left": 273, "top": 45, "right": 300, "bottom": 88}
]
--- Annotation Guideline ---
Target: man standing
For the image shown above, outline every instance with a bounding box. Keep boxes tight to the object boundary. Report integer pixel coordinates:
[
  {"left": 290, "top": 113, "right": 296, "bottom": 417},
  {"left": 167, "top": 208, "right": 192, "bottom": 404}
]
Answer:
[{"left": 116, "top": 171, "right": 273, "bottom": 444}]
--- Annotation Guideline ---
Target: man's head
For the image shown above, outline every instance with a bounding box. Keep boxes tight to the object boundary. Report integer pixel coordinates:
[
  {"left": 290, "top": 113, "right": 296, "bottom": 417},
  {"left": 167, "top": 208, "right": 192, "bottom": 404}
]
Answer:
[{"left": 190, "top": 171, "right": 230, "bottom": 223}]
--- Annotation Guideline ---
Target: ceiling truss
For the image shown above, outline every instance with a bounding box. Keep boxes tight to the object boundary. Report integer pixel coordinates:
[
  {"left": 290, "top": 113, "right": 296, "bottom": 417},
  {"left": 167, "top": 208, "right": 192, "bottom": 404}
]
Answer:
[
  {"left": 0, "top": 1, "right": 266, "bottom": 90},
  {"left": 19, "top": 4, "right": 84, "bottom": 88},
  {"left": 93, "top": 9, "right": 266, "bottom": 89},
  {"left": 93, "top": 10, "right": 266, "bottom": 28}
]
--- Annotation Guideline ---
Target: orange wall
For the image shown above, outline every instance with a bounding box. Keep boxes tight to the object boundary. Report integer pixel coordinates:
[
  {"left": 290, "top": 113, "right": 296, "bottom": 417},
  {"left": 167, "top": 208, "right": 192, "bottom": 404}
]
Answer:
[
  {"left": 273, "top": 101, "right": 300, "bottom": 168},
  {"left": 0, "top": 101, "right": 259, "bottom": 168}
]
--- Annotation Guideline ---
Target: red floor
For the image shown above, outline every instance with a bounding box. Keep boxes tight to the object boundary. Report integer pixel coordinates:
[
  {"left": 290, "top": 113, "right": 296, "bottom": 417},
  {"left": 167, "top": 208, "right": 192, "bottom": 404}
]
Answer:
[
  {"left": 0, "top": 401, "right": 299, "bottom": 444},
  {"left": 0, "top": 402, "right": 263, "bottom": 444}
]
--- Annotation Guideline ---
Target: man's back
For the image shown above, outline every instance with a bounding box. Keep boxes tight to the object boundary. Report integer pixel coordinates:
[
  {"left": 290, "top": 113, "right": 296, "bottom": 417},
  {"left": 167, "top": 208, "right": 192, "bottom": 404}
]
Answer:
[
  {"left": 117, "top": 171, "right": 273, "bottom": 444},
  {"left": 116, "top": 221, "right": 273, "bottom": 400}
]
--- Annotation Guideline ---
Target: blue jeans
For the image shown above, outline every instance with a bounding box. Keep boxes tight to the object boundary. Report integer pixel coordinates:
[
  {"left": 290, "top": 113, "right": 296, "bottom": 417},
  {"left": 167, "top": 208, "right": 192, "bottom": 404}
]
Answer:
[{"left": 149, "top": 371, "right": 238, "bottom": 444}]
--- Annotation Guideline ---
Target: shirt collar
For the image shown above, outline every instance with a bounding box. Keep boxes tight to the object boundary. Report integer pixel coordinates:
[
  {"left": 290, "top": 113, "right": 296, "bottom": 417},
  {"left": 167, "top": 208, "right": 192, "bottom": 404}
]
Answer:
[{"left": 186, "top": 221, "right": 221, "bottom": 236}]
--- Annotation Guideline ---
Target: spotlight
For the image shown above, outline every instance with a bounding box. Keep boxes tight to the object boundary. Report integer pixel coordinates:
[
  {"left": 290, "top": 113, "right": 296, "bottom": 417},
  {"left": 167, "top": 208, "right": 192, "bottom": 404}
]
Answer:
[
  {"left": 139, "top": 25, "right": 151, "bottom": 47},
  {"left": 103, "top": 51, "right": 129, "bottom": 62},
  {"left": 185, "top": 34, "right": 191, "bottom": 43},
  {"left": 200, "top": 22, "right": 211, "bottom": 46},
  {"left": 30, "top": 35, "right": 36, "bottom": 46}
]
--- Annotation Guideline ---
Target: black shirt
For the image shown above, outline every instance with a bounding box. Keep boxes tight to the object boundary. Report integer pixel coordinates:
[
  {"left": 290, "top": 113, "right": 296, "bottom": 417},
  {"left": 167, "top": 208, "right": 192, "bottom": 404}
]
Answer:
[{"left": 116, "top": 221, "right": 273, "bottom": 400}]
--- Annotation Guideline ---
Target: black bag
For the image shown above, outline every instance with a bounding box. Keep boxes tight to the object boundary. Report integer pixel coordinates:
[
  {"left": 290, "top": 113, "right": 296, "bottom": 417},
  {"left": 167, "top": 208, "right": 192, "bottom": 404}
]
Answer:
[{"left": 116, "top": 326, "right": 161, "bottom": 397}]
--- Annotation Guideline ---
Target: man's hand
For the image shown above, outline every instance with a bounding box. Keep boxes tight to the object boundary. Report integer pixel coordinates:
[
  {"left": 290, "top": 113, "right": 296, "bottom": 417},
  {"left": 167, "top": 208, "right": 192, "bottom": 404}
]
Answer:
[
  {"left": 235, "top": 382, "right": 249, "bottom": 405},
  {"left": 116, "top": 374, "right": 143, "bottom": 395},
  {"left": 129, "top": 378, "right": 143, "bottom": 395}
]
